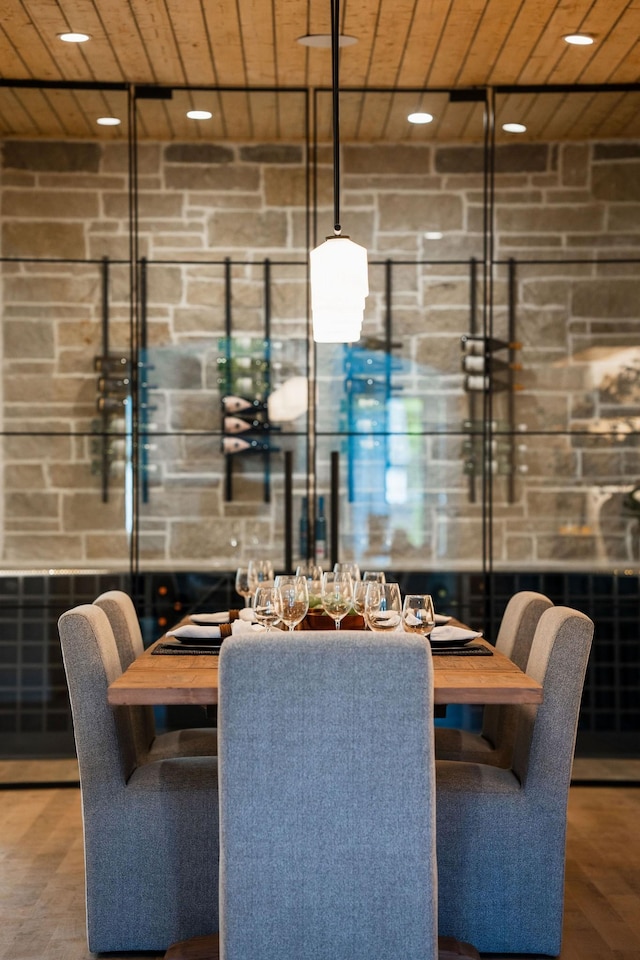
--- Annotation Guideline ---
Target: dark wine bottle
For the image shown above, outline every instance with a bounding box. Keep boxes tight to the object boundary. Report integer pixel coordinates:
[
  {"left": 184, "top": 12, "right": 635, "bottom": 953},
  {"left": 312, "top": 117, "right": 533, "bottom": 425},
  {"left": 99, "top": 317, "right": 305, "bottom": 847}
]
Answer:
[
  {"left": 223, "top": 416, "right": 277, "bottom": 435},
  {"left": 222, "top": 395, "right": 270, "bottom": 415},
  {"left": 222, "top": 436, "right": 278, "bottom": 455}
]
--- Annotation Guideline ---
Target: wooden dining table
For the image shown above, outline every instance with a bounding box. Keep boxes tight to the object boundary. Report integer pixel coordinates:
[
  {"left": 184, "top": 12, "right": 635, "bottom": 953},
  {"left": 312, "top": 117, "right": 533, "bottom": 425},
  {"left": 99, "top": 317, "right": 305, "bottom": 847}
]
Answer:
[{"left": 107, "top": 623, "right": 543, "bottom": 707}]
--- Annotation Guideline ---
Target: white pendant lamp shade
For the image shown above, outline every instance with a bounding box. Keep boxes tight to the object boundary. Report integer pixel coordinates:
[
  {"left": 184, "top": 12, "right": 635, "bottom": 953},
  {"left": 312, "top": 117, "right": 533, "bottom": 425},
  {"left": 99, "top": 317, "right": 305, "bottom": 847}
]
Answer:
[{"left": 310, "top": 235, "right": 369, "bottom": 343}]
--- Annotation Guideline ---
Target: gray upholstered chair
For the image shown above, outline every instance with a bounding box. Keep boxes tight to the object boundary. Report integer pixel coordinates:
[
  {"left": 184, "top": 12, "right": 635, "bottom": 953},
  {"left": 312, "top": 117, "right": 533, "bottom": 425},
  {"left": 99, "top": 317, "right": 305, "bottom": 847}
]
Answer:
[
  {"left": 94, "top": 589, "right": 217, "bottom": 762},
  {"left": 435, "top": 590, "right": 552, "bottom": 765},
  {"left": 218, "top": 630, "right": 439, "bottom": 960},
  {"left": 436, "top": 605, "right": 594, "bottom": 956},
  {"left": 58, "top": 603, "right": 219, "bottom": 953}
]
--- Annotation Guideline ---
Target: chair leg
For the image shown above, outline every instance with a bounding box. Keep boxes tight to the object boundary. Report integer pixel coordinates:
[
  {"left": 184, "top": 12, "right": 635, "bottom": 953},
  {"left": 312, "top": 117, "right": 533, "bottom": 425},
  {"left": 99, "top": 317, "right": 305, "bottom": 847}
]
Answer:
[
  {"left": 163, "top": 932, "right": 218, "bottom": 960},
  {"left": 438, "top": 936, "right": 481, "bottom": 960}
]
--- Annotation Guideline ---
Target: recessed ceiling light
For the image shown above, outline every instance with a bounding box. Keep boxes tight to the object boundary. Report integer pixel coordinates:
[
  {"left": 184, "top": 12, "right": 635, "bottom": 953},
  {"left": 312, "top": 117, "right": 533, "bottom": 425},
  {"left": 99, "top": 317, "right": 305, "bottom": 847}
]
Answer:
[
  {"left": 97, "top": 117, "right": 121, "bottom": 126},
  {"left": 297, "top": 34, "right": 358, "bottom": 48},
  {"left": 424, "top": 232, "right": 443, "bottom": 240},
  {"left": 502, "top": 122, "right": 527, "bottom": 133},
  {"left": 186, "top": 110, "right": 213, "bottom": 120},
  {"left": 408, "top": 112, "right": 434, "bottom": 124},
  {"left": 58, "top": 32, "right": 91, "bottom": 43},
  {"left": 563, "top": 33, "right": 594, "bottom": 45}
]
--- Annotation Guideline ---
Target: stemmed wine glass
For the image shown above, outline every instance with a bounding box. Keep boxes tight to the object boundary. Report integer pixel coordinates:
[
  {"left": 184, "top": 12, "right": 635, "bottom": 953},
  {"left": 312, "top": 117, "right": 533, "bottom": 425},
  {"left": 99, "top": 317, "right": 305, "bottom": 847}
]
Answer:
[
  {"left": 235, "top": 565, "right": 256, "bottom": 607},
  {"left": 334, "top": 561, "right": 361, "bottom": 582},
  {"left": 352, "top": 579, "right": 369, "bottom": 618},
  {"left": 296, "top": 563, "right": 324, "bottom": 607},
  {"left": 248, "top": 559, "right": 274, "bottom": 586},
  {"left": 363, "top": 570, "right": 386, "bottom": 584},
  {"left": 321, "top": 571, "right": 353, "bottom": 630},
  {"left": 274, "top": 575, "right": 309, "bottom": 632},
  {"left": 401, "top": 594, "right": 436, "bottom": 638},
  {"left": 364, "top": 581, "right": 402, "bottom": 632},
  {"left": 253, "top": 582, "right": 279, "bottom": 632}
]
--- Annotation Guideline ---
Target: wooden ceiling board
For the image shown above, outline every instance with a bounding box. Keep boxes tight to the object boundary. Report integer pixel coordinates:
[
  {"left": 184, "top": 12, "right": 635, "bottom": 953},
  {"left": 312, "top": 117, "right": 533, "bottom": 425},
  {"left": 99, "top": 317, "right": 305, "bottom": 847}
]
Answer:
[
  {"left": 0, "top": 0, "right": 65, "bottom": 82},
  {"left": 555, "top": 0, "right": 640, "bottom": 84},
  {"left": 569, "top": 20, "right": 640, "bottom": 86},
  {"left": 423, "top": 0, "right": 497, "bottom": 89},
  {"left": 21, "top": 0, "right": 88, "bottom": 81},
  {"left": 24, "top": 87, "right": 74, "bottom": 137},
  {"left": 486, "top": 0, "right": 563, "bottom": 86},
  {"left": 0, "top": 23, "right": 34, "bottom": 79},
  {"left": 87, "top": 0, "right": 157, "bottom": 83},
  {"left": 0, "top": 87, "right": 57, "bottom": 137},
  {"left": 128, "top": 0, "right": 187, "bottom": 87},
  {"left": 513, "top": 3, "right": 606, "bottom": 86},
  {"left": 201, "top": 0, "right": 248, "bottom": 87},
  {"left": 456, "top": 0, "right": 532, "bottom": 88},
  {"left": 159, "top": 1, "right": 217, "bottom": 87},
  {"left": 271, "top": 0, "right": 306, "bottom": 87},
  {"left": 436, "top": 98, "right": 484, "bottom": 143},
  {"left": 135, "top": 98, "right": 175, "bottom": 140},
  {"left": 54, "top": 0, "right": 126, "bottom": 81},
  {"left": 392, "top": 0, "right": 456, "bottom": 89},
  {"left": 360, "top": 0, "right": 416, "bottom": 88},
  {"left": 237, "top": 0, "right": 277, "bottom": 86}
]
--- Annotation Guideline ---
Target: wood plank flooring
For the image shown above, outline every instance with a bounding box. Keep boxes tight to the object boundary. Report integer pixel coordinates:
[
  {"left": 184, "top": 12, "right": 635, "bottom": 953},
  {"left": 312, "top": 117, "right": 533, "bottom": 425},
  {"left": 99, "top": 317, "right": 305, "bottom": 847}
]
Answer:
[{"left": 0, "top": 783, "right": 639, "bottom": 959}]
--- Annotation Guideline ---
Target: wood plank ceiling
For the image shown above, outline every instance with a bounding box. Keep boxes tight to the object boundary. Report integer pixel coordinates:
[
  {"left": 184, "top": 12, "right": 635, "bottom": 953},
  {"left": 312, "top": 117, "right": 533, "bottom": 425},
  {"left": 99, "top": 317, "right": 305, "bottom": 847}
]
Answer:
[{"left": 0, "top": 0, "right": 639, "bottom": 142}]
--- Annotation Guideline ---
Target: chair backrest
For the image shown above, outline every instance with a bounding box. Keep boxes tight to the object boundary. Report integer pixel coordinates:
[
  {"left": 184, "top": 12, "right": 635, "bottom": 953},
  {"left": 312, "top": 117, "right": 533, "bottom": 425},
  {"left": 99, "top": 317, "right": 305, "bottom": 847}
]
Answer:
[
  {"left": 218, "top": 630, "right": 438, "bottom": 960},
  {"left": 482, "top": 590, "right": 553, "bottom": 755},
  {"left": 94, "top": 590, "right": 145, "bottom": 669},
  {"left": 58, "top": 603, "right": 138, "bottom": 796},
  {"left": 494, "top": 590, "right": 554, "bottom": 668},
  {"left": 93, "top": 590, "right": 156, "bottom": 759},
  {"left": 511, "top": 605, "right": 594, "bottom": 802}
]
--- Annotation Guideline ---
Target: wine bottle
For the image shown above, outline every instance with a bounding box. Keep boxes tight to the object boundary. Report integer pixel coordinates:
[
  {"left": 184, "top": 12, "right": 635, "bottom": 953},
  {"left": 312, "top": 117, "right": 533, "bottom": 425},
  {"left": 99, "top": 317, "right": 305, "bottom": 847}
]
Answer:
[
  {"left": 98, "top": 376, "right": 131, "bottom": 392},
  {"left": 464, "top": 375, "right": 524, "bottom": 393},
  {"left": 222, "top": 395, "right": 270, "bottom": 416},
  {"left": 299, "top": 496, "right": 309, "bottom": 561},
  {"left": 315, "top": 496, "right": 327, "bottom": 563},
  {"left": 223, "top": 416, "right": 276, "bottom": 435},
  {"left": 94, "top": 355, "right": 130, "bottom": 374},
  {"left": 222, "top": 436, "right": 277, "bottom": 455},
  {"left": 462, "top": 355, "right": 523, "bottom": 374},
  {"left": 460, "top": 335, "right": 522, "bottom": 356}
]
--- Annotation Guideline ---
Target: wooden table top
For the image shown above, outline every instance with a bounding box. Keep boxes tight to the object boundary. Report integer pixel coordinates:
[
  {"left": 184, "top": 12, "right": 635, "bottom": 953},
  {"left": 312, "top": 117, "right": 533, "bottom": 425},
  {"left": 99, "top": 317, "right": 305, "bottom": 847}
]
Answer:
[{"left": 107, "top": 625, "right": 543, "bottom": 707}]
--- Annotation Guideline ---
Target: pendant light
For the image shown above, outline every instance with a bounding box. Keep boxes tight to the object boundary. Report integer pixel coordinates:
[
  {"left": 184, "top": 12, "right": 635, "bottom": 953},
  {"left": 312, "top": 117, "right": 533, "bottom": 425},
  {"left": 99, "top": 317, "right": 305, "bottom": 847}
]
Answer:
[{"left": 310, "top": 0, "right": 368, "bottom": 343}]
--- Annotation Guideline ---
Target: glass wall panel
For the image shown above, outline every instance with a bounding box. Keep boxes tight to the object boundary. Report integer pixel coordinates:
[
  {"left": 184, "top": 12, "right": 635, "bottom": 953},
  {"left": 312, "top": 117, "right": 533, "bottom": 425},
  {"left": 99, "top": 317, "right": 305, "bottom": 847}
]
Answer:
[
  {"left": 135, "top": 91, "right": 309, "bottom": 572},
  {"left": 0, "top": 87, "right": 130, "bottom": 570},
  {"left": 491, "top": 88, "right": 640, "bottom": 575}
]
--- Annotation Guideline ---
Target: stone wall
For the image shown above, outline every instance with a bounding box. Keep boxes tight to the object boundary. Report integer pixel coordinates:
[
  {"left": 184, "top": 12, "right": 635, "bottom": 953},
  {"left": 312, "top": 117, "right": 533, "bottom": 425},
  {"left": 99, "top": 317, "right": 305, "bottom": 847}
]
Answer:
[{"left": 1, "top": 136, "right": 639, "bottom": 570}]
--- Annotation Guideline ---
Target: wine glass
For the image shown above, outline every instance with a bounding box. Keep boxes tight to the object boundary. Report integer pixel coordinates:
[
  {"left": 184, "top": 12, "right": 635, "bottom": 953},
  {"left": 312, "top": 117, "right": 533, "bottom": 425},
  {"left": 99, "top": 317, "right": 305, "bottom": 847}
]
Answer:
[
  {"left": 296, "top": 563, "right": 324, "bottom": 608},
  {"left": 352, "top": 579, "right": 369, "bottom": 617},
  {"left": 248, "top": 558, "right": 274, "bottom": 586},
  {"left": 321, "top": 571, "right": 353, "bottom": 631},
  {"left": 402, "top": 594, "right": 436, "bottom": 638},
  {"left": 235, "top": 565, "right": 256, "bottom": 607},
  {"left": 253, "top": 582, "right": 279, "bottom": 632},
  {"left": 363, "top": 570, "right": 386, "bottom": 584},
  {"left": 334, "top": 561, "right": 361, "bottom": 581},
  {"left": 364, "top": 581, "right": 402, "bottom": 632},
  {"left": 274, "top": 576, "right": 309, "bottom": 632}
]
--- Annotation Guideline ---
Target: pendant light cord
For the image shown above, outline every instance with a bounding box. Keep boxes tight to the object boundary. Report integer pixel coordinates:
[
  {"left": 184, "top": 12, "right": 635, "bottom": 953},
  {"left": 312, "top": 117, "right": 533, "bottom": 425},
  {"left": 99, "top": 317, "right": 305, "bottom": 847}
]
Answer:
[{"left": 331, "top": 0, "right": 341, "bottom": 236}]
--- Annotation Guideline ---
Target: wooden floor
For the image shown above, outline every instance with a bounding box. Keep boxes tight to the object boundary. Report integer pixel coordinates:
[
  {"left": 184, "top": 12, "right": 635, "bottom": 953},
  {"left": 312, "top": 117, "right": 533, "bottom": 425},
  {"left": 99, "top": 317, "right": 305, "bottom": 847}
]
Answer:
[{"left": 0, "top": 782, "right": 638, "bottom": 959}]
